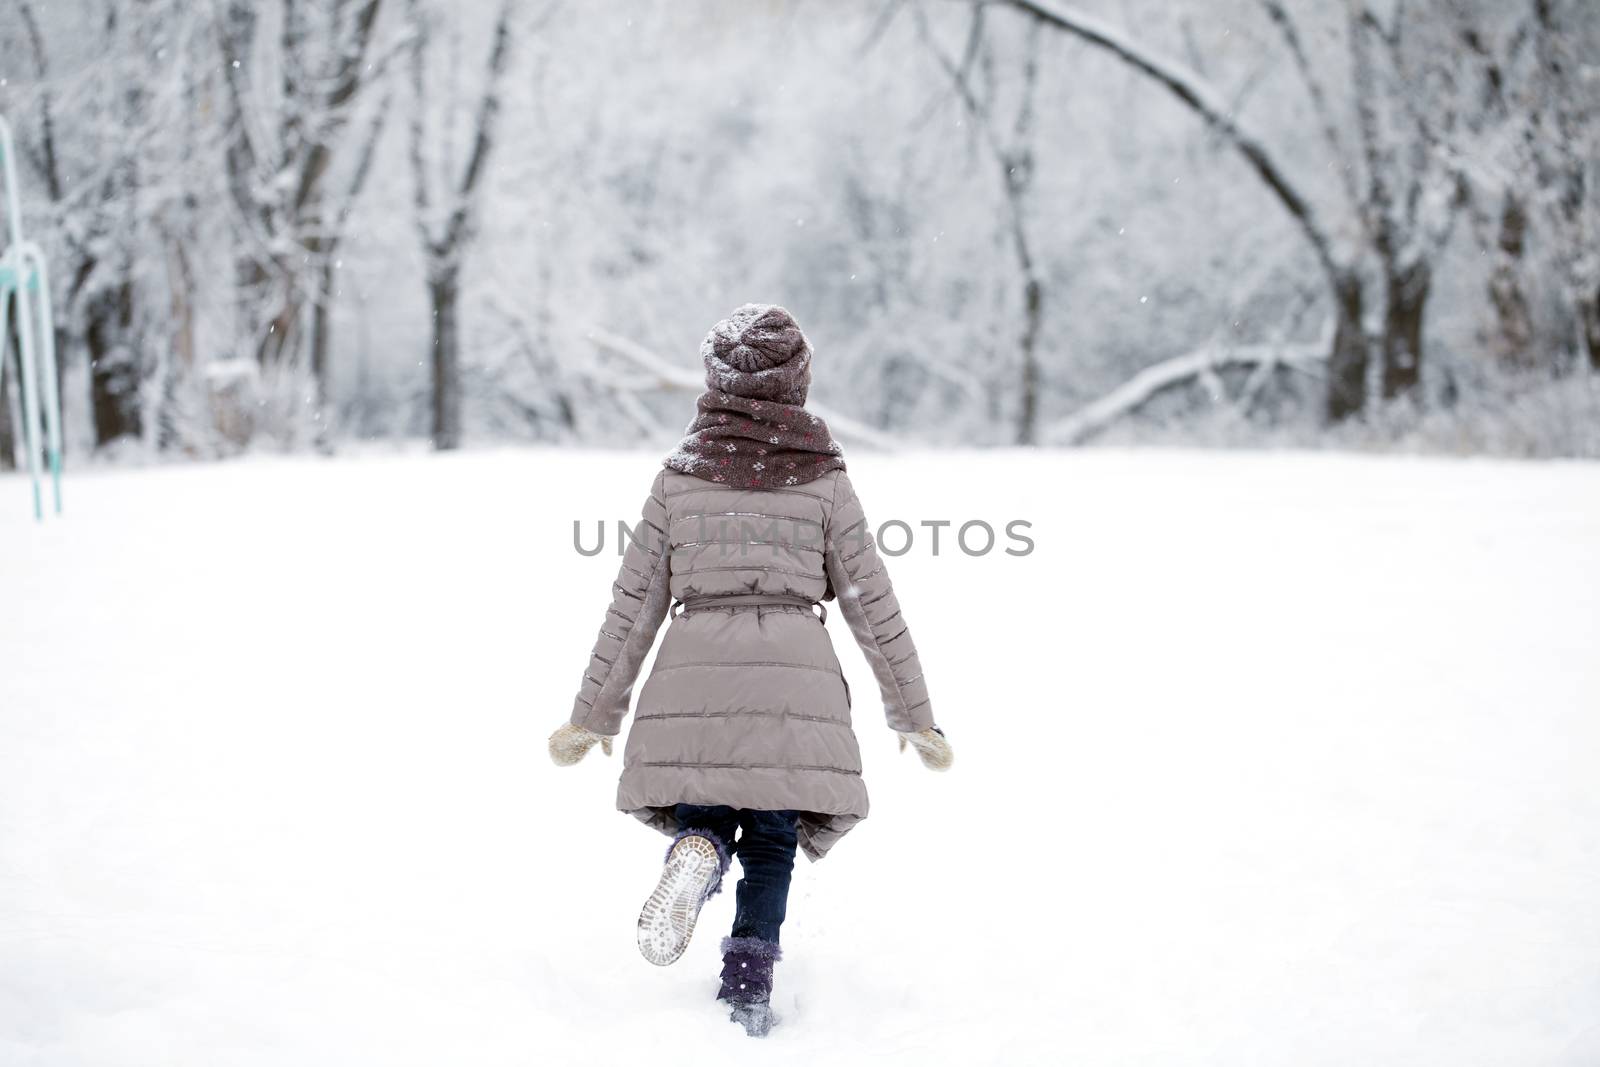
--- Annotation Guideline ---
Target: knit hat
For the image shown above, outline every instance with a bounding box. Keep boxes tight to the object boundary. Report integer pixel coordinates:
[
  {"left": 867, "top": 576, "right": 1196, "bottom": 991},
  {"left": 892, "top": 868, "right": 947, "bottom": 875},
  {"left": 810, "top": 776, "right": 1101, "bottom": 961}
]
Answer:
[{"left": 701, "top": 304, "right": 813, "bottom": 406}]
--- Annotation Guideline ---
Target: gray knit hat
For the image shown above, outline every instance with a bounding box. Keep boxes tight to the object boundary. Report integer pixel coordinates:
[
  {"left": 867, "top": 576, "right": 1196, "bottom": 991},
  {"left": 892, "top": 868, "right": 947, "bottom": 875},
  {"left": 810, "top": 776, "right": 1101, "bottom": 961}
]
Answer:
[{"left": 701, "top": 304, "right": 813, "bottom": 405}]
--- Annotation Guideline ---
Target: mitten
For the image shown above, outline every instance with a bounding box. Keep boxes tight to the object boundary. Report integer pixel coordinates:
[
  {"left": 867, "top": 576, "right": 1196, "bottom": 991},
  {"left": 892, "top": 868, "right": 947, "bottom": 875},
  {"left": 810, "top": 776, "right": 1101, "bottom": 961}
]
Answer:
[
  {"left": 897, "top": 725, "right": 953, "bottom": 771},
  {"left": 548, "top": 722, "right": 614, "bottom": 766}
]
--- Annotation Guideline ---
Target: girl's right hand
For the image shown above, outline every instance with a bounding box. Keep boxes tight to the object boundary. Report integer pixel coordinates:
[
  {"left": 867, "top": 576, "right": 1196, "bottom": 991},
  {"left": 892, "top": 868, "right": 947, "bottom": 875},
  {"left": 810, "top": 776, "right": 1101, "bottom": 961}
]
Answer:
[{"left": 548, "top": 723, "right": 614, "bottom": 766}]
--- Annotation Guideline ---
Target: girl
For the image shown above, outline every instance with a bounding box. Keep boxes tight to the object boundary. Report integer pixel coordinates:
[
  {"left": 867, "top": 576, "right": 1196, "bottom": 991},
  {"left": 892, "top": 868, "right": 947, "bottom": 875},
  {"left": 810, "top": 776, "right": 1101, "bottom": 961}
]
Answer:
[{"left": 549, "top": 304, "right": 952, "bottom": 1038}]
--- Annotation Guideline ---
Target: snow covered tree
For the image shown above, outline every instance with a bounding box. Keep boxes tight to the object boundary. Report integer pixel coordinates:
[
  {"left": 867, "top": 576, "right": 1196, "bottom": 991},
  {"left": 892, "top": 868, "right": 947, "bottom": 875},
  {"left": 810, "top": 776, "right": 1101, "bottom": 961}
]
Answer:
[
  {"left": 1524, "top": 0, "right": 1600, "bottom": 369},
  {"left": 996, "top": 0, "right": 1477, "bottom": 419},
  {"left": 913, "top": 3, "right": 1047, "bottom": 445},
  {"left": 2, "top": 0, "right": 1594, "bottom": 456},
  {"left": 405, "top": 0, "right": 519, "bottom": 451},
  {"left": 217, "top": 0, "right": 392, "bottom": 443},
  {"left": 4, "top": 0, "right": 207, "bottom": 449}
]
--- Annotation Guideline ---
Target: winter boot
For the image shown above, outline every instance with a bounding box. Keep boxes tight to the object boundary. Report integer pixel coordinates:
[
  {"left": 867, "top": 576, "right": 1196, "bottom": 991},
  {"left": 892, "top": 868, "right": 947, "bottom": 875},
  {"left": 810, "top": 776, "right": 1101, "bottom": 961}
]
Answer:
[
  {"left": 636, "top": 831, "right": 729, "bottom": 966},
  {"left": 717, "top": 936, "right": 782, "bottom": 1037}
]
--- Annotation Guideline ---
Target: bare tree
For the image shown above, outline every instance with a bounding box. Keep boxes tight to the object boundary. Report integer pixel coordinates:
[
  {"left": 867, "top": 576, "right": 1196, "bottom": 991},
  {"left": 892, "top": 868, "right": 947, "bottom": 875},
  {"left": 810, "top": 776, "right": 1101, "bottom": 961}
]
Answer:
[
  {"left": 1343, "top": 1, "right": 1468, "bottom": 400},
  {"left": 307, "top": 89, "right": 393, "bottom": 444},
  {"left": 406, "top": 0, "right": 519, "bottom": 450},
  {"left": 914, "top": 3, "right": 1045, "bottom": 444},
  {"left": 1446, "top": 0, "right": 1599, "bottom": 372},
  {"left": 24, "top": 0, "right": 177, "bottom": 448},
  {"left": 1452, "top": 11, "right": 1537, "bottom": 369},
  {"left": 998, "top": 0, "right": 1469, "bottom": 419},
  {"left": 994, "top": 0, "right": 1366, "bottom": 419},
  {"left": 217, "top": 0, "right": 388, "bottom": 439},
  {"left": 1527, "top": 0, "right": 1600, "bottom": 369}
]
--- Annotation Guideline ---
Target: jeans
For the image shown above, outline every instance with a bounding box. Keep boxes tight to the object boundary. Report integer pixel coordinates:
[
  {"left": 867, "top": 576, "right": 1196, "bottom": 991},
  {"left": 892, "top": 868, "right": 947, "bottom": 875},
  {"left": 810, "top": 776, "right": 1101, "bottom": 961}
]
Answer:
[{"left": 673, "top": 803, "right": 799, "bottom": 945}]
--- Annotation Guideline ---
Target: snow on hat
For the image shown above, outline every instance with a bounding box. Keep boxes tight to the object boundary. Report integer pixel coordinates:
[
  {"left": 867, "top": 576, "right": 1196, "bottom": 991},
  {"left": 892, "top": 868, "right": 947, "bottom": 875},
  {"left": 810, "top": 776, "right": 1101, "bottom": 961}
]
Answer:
[{"left": 701, "top": 304, "right": 813, "bottom": 406}]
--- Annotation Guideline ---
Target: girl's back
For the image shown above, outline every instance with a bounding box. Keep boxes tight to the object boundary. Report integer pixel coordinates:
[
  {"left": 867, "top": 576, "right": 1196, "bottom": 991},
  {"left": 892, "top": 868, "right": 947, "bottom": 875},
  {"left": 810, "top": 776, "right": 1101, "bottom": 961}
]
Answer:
[
  {"left": 573, "top": 466, "right": 933, "bottom": 860},
  {"left": 549, "top": 304, "right": 951, "bottom": 1037}
]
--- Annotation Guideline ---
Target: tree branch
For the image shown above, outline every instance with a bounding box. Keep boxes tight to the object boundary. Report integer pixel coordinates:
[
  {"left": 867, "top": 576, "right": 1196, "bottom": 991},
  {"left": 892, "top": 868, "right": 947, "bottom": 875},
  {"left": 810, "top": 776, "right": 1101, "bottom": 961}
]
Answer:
[
  {"left": 453, "top": 0, "right": 515, "bottom": 205},
  {"left": 586, "top": 328, "right": 904, "bottom": 451},
  {"left": 292, "top": 0, "right": 384, "bottom": 213},
  {"left": 13, "top": 0, "right": 63, "bottom": 202},
  {"left": 1258, "top": 0, "right": 1363, "bottom": 218},
  {"left": 1045, "top": 338, "right": 1328, "bottom": 445},
  {"left": 992, "top": 0, "right": 1349, "bottom": 281},
  {"left": 857, "top": 0, "right": 910, "bottom": 56},
  {"left": 405, "top": 0, "right": 437, "bottom": 256}
]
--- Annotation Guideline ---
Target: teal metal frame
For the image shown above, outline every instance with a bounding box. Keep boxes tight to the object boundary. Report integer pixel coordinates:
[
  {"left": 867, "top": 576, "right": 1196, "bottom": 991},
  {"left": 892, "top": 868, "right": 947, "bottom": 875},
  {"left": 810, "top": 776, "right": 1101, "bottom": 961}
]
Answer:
[{"left": 0, "top": 113, "right": 64, "bottom": 520}]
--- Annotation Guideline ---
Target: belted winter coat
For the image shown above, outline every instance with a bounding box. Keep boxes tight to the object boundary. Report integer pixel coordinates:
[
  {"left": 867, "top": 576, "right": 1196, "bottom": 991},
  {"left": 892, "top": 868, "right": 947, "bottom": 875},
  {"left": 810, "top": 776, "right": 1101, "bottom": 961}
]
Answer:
[{"left": 568, "top": 468, "right": 935, "bottom": 860}]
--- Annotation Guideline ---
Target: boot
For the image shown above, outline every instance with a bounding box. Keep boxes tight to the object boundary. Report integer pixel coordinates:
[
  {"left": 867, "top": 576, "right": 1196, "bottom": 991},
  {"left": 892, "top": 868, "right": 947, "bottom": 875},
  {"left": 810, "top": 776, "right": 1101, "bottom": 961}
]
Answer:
[
  {"left": 717, "top": 936, "right": 781, "bottom": 1037},
  {"left": 636, "top": 831, "right": 729, "bottom": 966}
]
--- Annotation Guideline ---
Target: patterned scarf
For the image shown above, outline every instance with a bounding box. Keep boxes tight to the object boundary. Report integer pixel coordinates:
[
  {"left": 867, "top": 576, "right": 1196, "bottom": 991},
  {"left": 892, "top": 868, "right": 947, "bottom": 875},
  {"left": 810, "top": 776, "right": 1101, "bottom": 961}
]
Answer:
[{"left": 664, "top": 390, "right": 845, "bottom": 488}]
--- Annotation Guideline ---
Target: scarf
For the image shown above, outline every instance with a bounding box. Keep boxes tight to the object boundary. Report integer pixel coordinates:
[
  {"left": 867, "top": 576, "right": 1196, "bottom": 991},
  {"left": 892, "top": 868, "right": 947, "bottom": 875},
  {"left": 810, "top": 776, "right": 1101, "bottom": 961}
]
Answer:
[{"left": 664, "top": 390, "right": 845, "bottom": 488}]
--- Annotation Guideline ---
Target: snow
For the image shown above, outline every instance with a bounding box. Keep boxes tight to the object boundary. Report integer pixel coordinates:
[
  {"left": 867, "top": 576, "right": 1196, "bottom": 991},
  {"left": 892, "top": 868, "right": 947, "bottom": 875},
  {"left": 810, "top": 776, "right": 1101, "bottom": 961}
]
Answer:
[{"left": 2, "top": 448, "right": 1599, "bottom": 1065}]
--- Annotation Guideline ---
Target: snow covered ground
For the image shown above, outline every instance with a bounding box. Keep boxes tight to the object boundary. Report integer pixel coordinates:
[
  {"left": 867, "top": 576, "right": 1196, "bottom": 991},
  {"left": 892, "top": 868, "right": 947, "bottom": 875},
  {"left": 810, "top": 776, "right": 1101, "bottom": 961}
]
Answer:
[{"left": 2, "top": 448, "right": 1598, "bottom": 1066}]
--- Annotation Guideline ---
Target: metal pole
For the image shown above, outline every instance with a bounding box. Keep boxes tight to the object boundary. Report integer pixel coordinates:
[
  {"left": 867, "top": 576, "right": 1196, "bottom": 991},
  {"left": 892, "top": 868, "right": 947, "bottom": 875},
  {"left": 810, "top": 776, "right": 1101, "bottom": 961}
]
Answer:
[
  {"left": 4, "top": 250, "right": 43, "bottom": 521},
  {"left": 0, "top": 267, "right": 12, "bottom": 426},
  {"left": 1, "top": 115, "right": 46, "bottom": 520},
  {"left": 22, "top": 242, "right": 62, "bottom": 513},
  {"left": 0, "top": 133, "right": 43, "bottom": 520}
]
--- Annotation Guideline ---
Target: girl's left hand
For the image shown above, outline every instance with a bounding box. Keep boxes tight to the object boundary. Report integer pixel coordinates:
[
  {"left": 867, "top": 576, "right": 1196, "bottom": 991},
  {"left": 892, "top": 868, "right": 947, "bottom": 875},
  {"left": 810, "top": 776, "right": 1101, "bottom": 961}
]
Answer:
[{"left": 897, "top": 726, "right": 953, "bottom": 771}]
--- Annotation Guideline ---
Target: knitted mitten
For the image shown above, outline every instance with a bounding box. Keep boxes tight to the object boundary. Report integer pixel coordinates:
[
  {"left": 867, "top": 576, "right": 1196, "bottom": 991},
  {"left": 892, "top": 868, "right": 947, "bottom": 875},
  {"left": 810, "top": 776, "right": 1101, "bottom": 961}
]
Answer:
[
  {"left": 547, "top": 723, "right": 613, "bottom": 766},
  {"left": 897, "top": 725, "right": 953, "bottom": 770}
]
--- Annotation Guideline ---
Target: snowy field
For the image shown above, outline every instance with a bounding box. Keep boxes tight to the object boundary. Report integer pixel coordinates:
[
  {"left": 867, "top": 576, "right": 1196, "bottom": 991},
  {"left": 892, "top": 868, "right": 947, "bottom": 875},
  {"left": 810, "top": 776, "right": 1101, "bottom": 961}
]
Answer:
[{"left": 2, "top": 448, "right": 1599, "bottom": 1066}]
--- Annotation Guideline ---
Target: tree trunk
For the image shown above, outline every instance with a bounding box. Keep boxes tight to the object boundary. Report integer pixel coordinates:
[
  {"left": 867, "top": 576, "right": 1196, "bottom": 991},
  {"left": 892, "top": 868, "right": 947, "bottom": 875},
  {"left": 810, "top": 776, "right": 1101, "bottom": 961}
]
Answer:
[
  {"left": 1487, "top": 193, "right": 1534, "bottom": 369},
  {"left": 254, "top": 280, "right": 302, "bottom": 369},
  {"left": 1381, "top": 261, "right": 1430, "bottom": 401},
  {"left": 1325, "top": 274, "right": 1368, "bottom": 422},
  {"left": 86, "top": 278, "right": 143, "bottom": 445},
  {"left": 157, "top": 238, "right": 198, "bottom": 451},
  {"left": 310, "top": 255, "right": 335, "bottom": 447},
  {"left": 1017, "top": 275, "right": 1042, "bottom": 445},
  {"left": 1581, "top": 286, "right": 1600, "bottom": 372},
  {"left": 429, "top": 273, "right": 462, "bottom": 450}
]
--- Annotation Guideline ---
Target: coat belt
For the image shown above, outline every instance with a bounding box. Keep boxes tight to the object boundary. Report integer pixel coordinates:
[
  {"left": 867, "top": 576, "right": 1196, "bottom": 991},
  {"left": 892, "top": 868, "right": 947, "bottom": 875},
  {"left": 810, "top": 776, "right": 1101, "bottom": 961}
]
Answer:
[{"left": 671, "top": 593, "right": 825, "bottom": 622}]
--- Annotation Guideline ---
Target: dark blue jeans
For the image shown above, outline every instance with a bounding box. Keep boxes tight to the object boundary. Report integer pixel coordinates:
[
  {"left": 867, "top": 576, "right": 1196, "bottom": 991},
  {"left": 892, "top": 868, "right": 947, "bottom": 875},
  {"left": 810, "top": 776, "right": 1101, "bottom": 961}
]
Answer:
[{"left": 674, "top": 804, "right": 799, "bottom": 945}]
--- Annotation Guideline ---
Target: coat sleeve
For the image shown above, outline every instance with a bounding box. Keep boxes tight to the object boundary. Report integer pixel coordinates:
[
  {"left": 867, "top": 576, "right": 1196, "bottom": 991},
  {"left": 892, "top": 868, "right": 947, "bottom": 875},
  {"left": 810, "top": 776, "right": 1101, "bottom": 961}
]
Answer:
[
  {"left": 569, "top": 470, "right": 673, "bottom": 736},
  {"left": 822, "top": 470, "right": 935, "bottom": 734}
]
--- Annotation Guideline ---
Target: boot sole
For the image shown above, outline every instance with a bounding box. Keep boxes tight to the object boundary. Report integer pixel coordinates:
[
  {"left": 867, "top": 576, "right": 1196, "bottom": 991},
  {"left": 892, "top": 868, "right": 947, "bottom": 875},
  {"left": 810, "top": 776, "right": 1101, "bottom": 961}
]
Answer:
[{"left": 636, "top": 835, "right": 719, "bottom": 967}]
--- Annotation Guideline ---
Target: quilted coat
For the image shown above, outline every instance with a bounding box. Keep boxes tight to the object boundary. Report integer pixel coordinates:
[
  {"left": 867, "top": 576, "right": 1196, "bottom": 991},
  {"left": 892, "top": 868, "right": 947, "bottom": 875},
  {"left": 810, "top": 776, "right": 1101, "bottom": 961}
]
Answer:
[{"left": 568, "top": 467, "right": 934, "bottom": 860}]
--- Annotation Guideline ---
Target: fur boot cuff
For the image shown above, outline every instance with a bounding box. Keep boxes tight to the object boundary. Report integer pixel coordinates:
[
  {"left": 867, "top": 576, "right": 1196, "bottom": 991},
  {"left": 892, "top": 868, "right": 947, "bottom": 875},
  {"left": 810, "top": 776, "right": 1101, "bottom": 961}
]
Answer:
[
  {"left": 666, "top": 828, "right": 732, "bottom": 898},
  {"left": 720, "top": 935, "right": 783, "bottom": 961}
]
